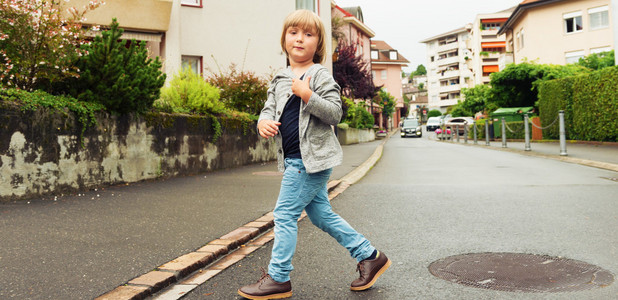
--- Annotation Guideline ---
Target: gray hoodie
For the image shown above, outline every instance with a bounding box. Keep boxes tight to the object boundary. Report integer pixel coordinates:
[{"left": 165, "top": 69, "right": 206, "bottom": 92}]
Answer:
[{"left": 258, "top": 64, "right": 343, "bottom": 174}]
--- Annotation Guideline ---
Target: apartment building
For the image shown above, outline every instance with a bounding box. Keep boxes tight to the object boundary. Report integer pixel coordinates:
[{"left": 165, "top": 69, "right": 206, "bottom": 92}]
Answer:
[
  {"left": 498, "top": 0, "right": 614, "bottom": 66},
  {"left": 420, "top": 26, "right": 474, "bottom": 113},
  {"left": 371, "top": 40, "right": 410, "bottom": 129},
  {"left": 70, "top": 0, "right": 334, "bottom": 79},
  {"left": 468, "top": 8, "right": 515, "bottom": 85},
  {"left": 331, "top": 4, "right": 375, "bottom": 63}
]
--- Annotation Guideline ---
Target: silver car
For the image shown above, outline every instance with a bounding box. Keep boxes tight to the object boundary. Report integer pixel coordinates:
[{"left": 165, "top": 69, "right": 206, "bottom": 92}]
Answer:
[{"left": 401, "top": 119, "right": 422, "bottom": 138}]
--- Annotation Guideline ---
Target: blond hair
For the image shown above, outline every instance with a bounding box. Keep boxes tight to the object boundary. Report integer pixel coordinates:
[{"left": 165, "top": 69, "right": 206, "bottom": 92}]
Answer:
[{"left": 280, "top": 10, "right": 326, "bottom": 64}]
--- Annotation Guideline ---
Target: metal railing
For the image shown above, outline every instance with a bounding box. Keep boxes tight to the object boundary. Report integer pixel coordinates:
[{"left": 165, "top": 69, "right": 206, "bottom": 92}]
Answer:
[{"left": 438, "top": 111, "right": 568, "bottom": 156}]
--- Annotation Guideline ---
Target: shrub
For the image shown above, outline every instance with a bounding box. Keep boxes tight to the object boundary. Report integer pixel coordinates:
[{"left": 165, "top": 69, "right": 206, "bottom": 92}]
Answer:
[
  {"left": 0, "top": 0, "right": 103, "bottom": 90},
  {"left": 427, "top": 109, "right": 442, "bottom": 118},
  {"left": 571, "top": 66, "right": 618, "bottom": 141},
  {"left": 63, "top": 18, "right": 166, "bottom": 114},
  {"left": 206, "top": 64, "right": 268, "bottom": 116},
  {"left": 156, "top": 67, "right": 223, "bottom": 115},
  {"left": 537, "top": 77, "right": 574, "bottom": 139},
  {"left": 342, "top": 97, "right": 374, "bottom": 129}
]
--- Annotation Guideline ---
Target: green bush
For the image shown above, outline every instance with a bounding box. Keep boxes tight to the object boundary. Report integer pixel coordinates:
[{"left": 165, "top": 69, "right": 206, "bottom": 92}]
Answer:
[
  {"left": 494, "top": 121, "right": 526, "bottom": 139},
  {"left": 156, "top": 68, "right": 224, "bottom": 115},
  {"left": 342, "top": 97, "right": 374, "bottom": 129},
  {"left": 63, "top": 18, "right": 166, "bottom": 114},
  {"left": 537, "top": 77, "right": 574, "bottom": 139},
  {"left": 571, "top": 66, "right": 618, "bottom": 141},
  {"left": 538, "top": 66, "right": 617, "bottom": 141},
  {"left": 206, "top": 64, "right": 268, "bottom": 116},
  {"left": 427, "top": 109, "right": 442, "bottom": 118}
]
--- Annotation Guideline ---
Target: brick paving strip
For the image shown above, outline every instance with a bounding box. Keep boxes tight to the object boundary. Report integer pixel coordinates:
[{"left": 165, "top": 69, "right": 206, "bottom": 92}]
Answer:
[{"left": 95, "top": 133, "right": 393, "bottom": 300}]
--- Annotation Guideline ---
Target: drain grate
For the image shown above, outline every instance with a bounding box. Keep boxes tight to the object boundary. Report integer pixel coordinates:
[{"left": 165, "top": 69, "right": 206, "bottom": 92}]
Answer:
[{"left": 429, "top": 253, "right": 614, "bottom": 293}]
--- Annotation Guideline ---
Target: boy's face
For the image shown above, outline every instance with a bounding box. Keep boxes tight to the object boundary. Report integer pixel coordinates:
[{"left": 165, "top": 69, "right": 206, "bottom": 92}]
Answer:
[{"left": 285, "top": 26, "right": 318, "bottom": 65}]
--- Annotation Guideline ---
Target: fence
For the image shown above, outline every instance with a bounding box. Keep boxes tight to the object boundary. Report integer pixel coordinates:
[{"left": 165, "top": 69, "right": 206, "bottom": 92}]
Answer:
[{"left": 437, "top": 111, "right": 569, "bottom": 156}]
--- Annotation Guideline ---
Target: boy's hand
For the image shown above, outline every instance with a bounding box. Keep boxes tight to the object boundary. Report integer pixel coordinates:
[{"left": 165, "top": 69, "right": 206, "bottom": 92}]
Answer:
[
  {"left": 292, "top": 76, "right": 312, "bottom": 103},
  {"left": 258, "top": 119, "right": 281, "bottom": 139}
]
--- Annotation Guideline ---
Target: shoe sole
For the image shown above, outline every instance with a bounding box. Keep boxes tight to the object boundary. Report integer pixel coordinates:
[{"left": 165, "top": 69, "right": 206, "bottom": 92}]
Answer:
[
  {"left": 350, "top": 258, "right": 392, "bottom": 291},
  {"left": 237, "top": 289, "right": 292, "bottom": 299}
]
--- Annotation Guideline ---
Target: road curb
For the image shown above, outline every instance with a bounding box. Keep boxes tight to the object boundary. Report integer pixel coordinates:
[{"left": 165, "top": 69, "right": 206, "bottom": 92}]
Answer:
[
  {"left": 444, "top": 140, "right": 618, "bottom": 173},
  {"left": 95, "top": 133, "right": 392, "bottom": 300}
]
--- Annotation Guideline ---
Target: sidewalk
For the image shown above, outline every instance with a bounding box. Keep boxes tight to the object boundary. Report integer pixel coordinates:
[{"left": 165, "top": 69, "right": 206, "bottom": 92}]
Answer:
[
  {"left": 0, "top": 139, "right": 384, "bottom": 300},
  {"left": 436, "top": 134, "right": 618, "bottom": 172}
]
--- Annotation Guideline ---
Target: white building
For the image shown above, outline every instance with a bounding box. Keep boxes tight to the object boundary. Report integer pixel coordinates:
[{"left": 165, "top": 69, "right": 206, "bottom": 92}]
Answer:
[
  {"left": 468, "top": 7, "right": 515, "bottom": 85},
  {"left": 420, "top": 26, "right": 474, "bottom": 112}
]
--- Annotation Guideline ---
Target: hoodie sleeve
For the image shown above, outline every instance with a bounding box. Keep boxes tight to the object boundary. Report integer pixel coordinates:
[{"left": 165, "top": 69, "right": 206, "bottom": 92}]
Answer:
[{"left": 303, "top": 69, "right": 342, "bottom": 126}]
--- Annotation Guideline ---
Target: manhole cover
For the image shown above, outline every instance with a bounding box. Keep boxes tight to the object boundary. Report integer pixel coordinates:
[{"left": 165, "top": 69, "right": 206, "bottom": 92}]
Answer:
[{"left": 429, "top": 253, "right": 614, "bottom": 293}]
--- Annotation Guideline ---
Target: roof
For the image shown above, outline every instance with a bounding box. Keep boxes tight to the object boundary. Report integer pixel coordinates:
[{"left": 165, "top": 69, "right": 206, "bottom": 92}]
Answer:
[
  {"left": 419, "top": 25, "right": 470, "bottom": 43},
  {"left": 333, "top": 5, "right": 375, "bottom": 38},
  {"left": 370, "top": 40, "right": 410, "bottom": 64},
  {"left": 342, "top": 6, "right": 364, "bottom": 22},
  {"left": 498, "top": 0, "right": 563, "bottom": 35}
]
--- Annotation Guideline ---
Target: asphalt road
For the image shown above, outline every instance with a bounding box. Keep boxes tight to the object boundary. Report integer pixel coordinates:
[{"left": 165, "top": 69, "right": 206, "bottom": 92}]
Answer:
[{"left": 181, "top": 135, "right": 618, "bottom": 299}]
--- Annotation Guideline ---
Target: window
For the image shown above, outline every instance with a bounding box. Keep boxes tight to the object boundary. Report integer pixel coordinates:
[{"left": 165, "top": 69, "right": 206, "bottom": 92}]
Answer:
[
  {"left": 516, "top": 29, "right": 525, "bottom": 50},
  {"left": 371, "top": 50, "right": 378, "bottom": 60},
  {"left": 565, "top": 50, "right": 585, "bottom": 64},
  {"left": 182, "top": 56, "right": 202, "bottom": 74},
  {"left": 589, "top": 6, "right": 609, "bottom": 30},
  {"left": 381, "top": 70, "right": 387, "bottom": 80},
  {"left": 389, "top": 51, "right": 397, "bottom": 60},
  {"left": 181, "top": 0, "right": 201, "bottom": 7},
  {"left": 564, "top": 11, "right": 583, "bottom": 33},
  {"left": 371, "top": 70, "right": 376, "bottom": 79},
  {"left": 296, "top": 0, "right": 316, "bottom": 12},
  {"left": 590, "top": 46, "right": 611, "bottom": 54}
]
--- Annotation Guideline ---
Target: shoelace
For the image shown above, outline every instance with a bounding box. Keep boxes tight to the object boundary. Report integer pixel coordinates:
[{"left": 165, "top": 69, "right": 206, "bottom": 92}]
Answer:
[
  {"left": 356, "top": 262, "right": 366, "bottom": 279},
  {"left": 257, "top": 267, "right": 271, "bottom": 286}
]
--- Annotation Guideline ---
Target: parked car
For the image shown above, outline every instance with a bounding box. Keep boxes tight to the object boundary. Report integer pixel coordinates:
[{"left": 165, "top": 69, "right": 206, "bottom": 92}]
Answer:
[
  {"left": 401, "top": 118, "right": 422, "bottom": 138},
  {"left": 426, "top": 117, "right": 443, "bottom": 131},
  {"left": 445, "top": 117, "right": 474, "bottom": 135}
]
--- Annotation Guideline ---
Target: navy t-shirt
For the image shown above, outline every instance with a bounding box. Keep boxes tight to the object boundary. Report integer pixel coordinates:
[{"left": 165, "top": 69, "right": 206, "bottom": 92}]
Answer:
[{"left": 280, "top": 92, "right": 302, "bottom": 159}]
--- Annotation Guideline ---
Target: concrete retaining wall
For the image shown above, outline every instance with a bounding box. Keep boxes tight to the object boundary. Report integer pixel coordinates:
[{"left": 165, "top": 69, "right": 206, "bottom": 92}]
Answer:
[
  {"left": 0, "top": 107, "right": 276, "bottom": 202},
  {"left": 337, "top": 127, "right": 375, "bottom": 145}
]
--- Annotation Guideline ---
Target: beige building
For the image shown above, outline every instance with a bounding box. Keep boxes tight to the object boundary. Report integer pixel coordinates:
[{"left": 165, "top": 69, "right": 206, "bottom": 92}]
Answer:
[
  {"left": 498, "top": 0, "right": 614, "bottom": 66},
  {"left": 70, "top": 0, "right": 334, "bottom": 79},
  {"left": 420, "top": 26, "right": 474, "bottom": 113},
  {"left": 468, "top": 8, "right": 515, "bottom": 85}
]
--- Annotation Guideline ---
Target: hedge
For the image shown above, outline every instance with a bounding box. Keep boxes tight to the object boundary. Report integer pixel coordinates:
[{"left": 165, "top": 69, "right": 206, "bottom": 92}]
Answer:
[{"left": 538, "top": 66, "right": 617, "bottom": 141}]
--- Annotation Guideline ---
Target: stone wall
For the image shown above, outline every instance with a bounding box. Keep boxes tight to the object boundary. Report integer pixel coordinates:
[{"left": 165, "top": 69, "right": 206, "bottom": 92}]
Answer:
[
  {"left": 0, "top": 107, "right": 276, "bottom": 202},
  {"left": 337, "top": 127, "right": 375, "bottom": 145}
]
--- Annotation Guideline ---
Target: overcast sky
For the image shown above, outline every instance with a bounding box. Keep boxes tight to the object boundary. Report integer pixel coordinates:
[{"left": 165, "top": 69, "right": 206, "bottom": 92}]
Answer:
[{"left": 333, "top": 0, "right": 523, "bottom": 72}]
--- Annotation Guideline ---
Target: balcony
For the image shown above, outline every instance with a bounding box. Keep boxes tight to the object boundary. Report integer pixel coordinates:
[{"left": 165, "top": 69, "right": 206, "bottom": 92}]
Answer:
[
  {"left": 437, "top": 42, "right": 459, "bottom": 53},
  {"left": 437, "top": 56, "right": 460, "bottom": 66},
  {"left": 440, "top": 84, "right": 461, "bottom": 94},
  {"left": 70, "top": 0, "right": 173, "bottom": 32}
]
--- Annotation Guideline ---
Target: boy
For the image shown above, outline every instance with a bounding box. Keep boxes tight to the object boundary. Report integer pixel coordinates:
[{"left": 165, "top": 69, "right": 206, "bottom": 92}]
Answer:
[{"left": 238, "top": 10, "right": 390, "bottom": 300}]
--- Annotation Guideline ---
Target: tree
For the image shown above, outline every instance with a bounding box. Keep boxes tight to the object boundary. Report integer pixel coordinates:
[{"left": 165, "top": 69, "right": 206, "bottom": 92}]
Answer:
[
  {"left": 413, "top": 64, "right": 427, "bottom": 76},
  {"left": 489, "top": 61, "right": 589, "bottom": 109},
  {"left": 333, "top": 42, "right": 379, "bottom": 100},
  {"left": 0, "top": 0, "right": 103, "bottom": 90},
  {"left": 576, "top": 50, "right": 615, "bottom": 70},
  {"left": 459, "top": 84, "right": 492, "bottom": 115},
  {"left": 64, "top": 19, "right": 166, "bottom": 114}
]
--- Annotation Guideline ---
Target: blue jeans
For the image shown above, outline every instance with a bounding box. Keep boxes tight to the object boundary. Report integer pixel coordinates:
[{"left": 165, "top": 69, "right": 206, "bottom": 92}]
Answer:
[{"left": 268, "top": 158, "right": 375, "bottom": 283}]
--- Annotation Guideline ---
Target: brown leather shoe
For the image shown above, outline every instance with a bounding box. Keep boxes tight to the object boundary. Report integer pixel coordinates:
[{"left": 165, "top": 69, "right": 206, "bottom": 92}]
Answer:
[
  {"left": 238, "top": 268, "right": 292, "bottom": 299},
  {"left": 350, "top": 251, "right": 391, "bottom": 291}
]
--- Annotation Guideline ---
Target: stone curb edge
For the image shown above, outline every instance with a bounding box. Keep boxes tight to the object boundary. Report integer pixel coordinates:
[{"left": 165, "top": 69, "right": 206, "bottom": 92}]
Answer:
[
  {"left": 95, "top": 133, "right": 392, "bottom": 300},
  {"left": 442, "top": 140, "right": 618, "bottom": 173}
]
